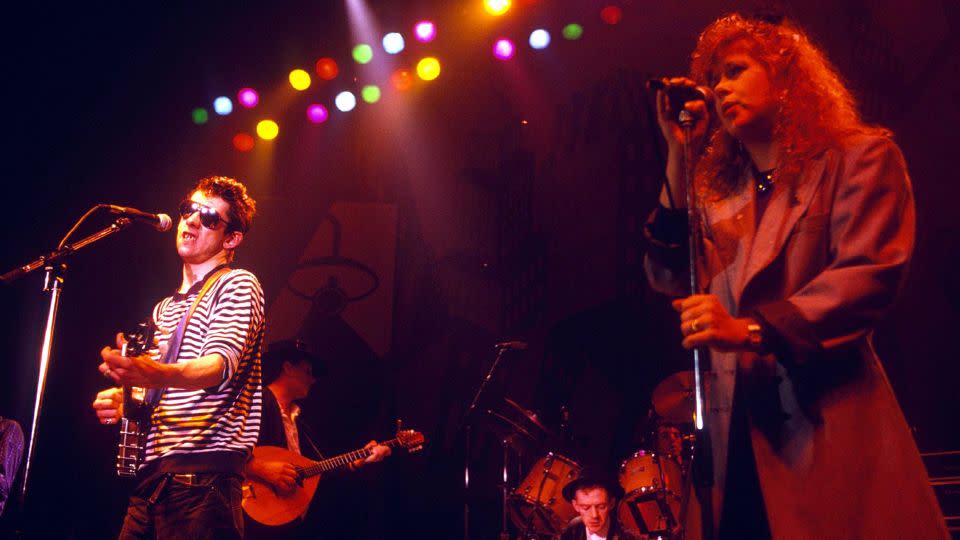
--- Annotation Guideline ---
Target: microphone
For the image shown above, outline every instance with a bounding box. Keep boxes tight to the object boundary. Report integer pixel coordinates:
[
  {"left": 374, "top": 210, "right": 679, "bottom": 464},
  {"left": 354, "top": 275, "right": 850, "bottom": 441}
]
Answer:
[
  {"left": 647, "top": 79, "right": 714, "bottom": 111},
  {"left": 104, "top": 205, "right": 173, "bottom": 232},
  {"left": 495, "top": 341, "right": 528, "bottom": 351}
]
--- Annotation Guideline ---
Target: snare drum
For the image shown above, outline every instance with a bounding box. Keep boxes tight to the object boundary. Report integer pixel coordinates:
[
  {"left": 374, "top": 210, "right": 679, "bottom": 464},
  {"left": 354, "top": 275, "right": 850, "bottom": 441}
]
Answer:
[
  {"left": 618, "top": 451, "right": 683, "bottom": 535},
  {"left": 509, "top": 453, "right": 581, "bottom": 536}
]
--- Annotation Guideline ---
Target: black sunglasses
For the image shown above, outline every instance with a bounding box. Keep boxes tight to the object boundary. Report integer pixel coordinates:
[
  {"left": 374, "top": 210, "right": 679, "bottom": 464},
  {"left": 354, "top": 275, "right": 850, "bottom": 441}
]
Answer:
[{"left": 177, "top": 200, "right": 231, "bottom": 230}]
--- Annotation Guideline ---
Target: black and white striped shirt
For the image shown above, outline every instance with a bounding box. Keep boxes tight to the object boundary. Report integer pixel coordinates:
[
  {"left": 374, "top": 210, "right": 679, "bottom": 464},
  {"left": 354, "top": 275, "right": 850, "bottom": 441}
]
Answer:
[{"left": 142, "top": 267, "right": 264, "bottom": 466}]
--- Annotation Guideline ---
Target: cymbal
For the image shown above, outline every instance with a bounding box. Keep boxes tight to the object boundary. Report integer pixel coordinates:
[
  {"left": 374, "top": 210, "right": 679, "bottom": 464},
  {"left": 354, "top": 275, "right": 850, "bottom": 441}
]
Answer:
[
  {"left": 486, "top": 409, "right": 535, "bottom": 440},
  {"left": 652, "top": 371, "right": 696, "bottom": 423},
  {"left": 503, "top": 397, "right": 549, "bottom": 433}
]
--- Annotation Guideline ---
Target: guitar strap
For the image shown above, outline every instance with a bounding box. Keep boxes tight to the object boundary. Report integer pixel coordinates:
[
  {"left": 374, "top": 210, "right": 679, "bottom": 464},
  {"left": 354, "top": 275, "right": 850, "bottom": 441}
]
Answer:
[
  {"left": 298, "top": 419, "right": 326, "bottom": 459},
  {"left": 145, "top": 266, "right": 233, "bottom": 407}
]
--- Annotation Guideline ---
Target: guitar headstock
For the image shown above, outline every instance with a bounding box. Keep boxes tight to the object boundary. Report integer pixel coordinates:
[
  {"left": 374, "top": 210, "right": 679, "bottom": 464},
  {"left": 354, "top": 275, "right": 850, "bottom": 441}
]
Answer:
[
  {"left": 396, "top": 429, "right": 425, "bottom": 453},
  {"left": 122, "top": 320, "right": 156, "bottom": 357}
]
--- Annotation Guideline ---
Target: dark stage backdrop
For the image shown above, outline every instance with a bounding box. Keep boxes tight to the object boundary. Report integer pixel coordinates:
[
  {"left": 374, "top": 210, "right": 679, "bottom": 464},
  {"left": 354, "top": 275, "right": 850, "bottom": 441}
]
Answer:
[{"left": 0, "top": 1, "right": 956, "bottom": 537}]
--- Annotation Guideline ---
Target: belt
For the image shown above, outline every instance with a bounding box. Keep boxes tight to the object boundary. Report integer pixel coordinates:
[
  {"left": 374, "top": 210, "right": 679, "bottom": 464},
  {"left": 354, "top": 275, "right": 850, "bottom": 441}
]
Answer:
[
  {"left": 171, "top": 473, "right": 199, "bottom": 485},
  {"left": 147, "top": 473, "right": 202, "bottom": 506}
]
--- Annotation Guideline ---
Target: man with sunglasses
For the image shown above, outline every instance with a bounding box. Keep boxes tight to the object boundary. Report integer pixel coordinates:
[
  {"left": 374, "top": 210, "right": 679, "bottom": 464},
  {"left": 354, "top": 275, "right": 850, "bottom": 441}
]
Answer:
[{"left": 92, "top": 176, "right": 264, "bottom": 539}]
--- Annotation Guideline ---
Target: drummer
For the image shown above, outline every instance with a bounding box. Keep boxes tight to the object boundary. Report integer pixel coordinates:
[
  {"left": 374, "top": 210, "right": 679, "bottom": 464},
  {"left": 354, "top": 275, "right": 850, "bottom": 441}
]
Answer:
[
  {"left": 653, "top": 419, "right": 684, "bottom": 465},
  {"left": 559, "top": 467, "right": 640, "bottom": 540}
]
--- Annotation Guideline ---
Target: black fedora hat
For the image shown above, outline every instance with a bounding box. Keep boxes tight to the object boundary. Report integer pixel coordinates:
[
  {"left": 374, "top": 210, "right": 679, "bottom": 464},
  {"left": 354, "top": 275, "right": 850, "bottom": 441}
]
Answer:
[
  {"left": 561, "top": 465, "right": 625, "bottom": 502},
  {"left": 262, "top": 339, "right": 325, "bottom": 381}
]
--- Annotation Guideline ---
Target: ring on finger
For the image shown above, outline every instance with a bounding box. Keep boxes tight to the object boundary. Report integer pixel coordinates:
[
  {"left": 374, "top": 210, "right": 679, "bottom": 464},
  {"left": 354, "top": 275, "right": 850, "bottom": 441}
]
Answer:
[{"left": 691, "top": 319, "right": 701, "bottom": 332}]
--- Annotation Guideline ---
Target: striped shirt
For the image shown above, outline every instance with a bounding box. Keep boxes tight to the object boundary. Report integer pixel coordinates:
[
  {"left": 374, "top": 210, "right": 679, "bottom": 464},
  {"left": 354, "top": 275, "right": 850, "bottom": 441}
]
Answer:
[{"left": 142, "top": 267, "right": 264, "bottom": 467}]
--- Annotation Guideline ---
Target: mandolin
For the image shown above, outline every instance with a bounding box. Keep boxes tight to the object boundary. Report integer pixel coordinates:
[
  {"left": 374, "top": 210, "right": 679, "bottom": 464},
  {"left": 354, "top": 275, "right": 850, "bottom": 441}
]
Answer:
[{"left": 242, "top": 429, "right": 425, "bottom": 525}]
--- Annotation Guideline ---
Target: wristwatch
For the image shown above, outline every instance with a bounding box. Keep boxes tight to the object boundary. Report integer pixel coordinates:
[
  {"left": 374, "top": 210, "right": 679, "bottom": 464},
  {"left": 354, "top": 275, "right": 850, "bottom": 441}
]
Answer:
[{"left": 746, "top": 322, "right": 764, "bottom": 352}]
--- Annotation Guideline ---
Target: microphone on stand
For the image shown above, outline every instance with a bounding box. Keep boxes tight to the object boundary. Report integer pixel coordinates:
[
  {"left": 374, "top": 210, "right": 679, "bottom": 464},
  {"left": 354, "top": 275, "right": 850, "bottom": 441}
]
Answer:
[
  {"left": 103, "top": 205, "right": 173, "bottom": 232},
  {"left": 647, "top": 79, "right": 714, "bottom": 112}
]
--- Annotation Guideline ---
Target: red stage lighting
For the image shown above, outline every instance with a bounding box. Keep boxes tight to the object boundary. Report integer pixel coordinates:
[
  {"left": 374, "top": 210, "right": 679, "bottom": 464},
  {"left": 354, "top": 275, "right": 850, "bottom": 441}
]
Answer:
[
  {"left": 391, "top": 69, "right": 414, "bottom": 92},
  {"left": 600, "top": 5, "right": 623, "bottom": 25},
  {"left": 316, "top": 58, "right": 339, "bottom": 81},
  {"left": 233, "top": 133, "right": 255, "bottom": 152}
]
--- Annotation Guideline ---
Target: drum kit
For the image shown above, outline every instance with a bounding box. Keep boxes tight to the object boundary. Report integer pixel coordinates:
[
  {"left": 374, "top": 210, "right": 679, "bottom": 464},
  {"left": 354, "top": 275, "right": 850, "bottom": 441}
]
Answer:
[{"left": 500, "top": 371, "right": 697, "bottom": 539}]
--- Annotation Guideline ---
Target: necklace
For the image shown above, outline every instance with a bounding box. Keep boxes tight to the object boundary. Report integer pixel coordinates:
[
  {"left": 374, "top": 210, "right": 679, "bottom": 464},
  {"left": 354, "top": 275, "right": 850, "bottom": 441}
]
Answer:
[{"left": 751, "top": 162, "right": 776, "bottom": 194}]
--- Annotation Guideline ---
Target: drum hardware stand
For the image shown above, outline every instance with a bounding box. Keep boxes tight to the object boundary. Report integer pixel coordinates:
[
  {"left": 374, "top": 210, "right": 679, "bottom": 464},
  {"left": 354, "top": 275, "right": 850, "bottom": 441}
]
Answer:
[
  {"left": 655, "top": 454, "right": 678, "bottom": 535},
  {"left": 679, "top": 108, "right": 715, "bottom": 540},
  {"left": 497, "top": 435, "right": 520, "bottom": 540},
  {"left": 457, "top": 343, "right": 519, "bottom": 540}
]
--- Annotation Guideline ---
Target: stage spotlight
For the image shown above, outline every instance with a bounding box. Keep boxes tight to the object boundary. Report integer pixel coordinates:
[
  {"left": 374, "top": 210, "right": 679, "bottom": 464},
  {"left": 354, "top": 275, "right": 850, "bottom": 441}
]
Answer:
[
  {"left": 289, "top": 69, "right": 312, "bottom": 91},
  {"left": 414, "top": 21, "right": 437, "bottom": 43},
  {"left": 562, "top": 23, "right": 584, "bottom": 40},
  {"left": 529, "top": 29, "right": 550, "bottom": 49},
  {"left": 361, "top": 85, "right": 382, "bottom": 104},
  {"left": 233, "top": 133, "right": 255, "bottom": 152},
  {"left": 353, "top": 44, "right": 374, "bottom": 64},
  {"left": 493, "top": 39, "right": 516, "bottom": 60},
  {"left": 316, "top": 58, "right": 339, "bottom": 80},
  {"left": 213, "top": 96, "right": 233, "bottom": 115},
  {"left": 256, "top": 120, "right": 279, "bottom": 140},
  {"left": 238, "top": 88, "right": 259, "bottom": 108},
  {"left": 600, "top": 5, "right": 623, "bottom": 25},
  {"left": 416, "top": 57, "right": 441, "bottom": 81},
  {"left": 483, "top": 0, "right": 511, "bottom": 16},
  {"left": 391, "top": 69, "right": 414, "bottom": 92},
  {"left": 307, "top": 104, "right": 329, "bottom": 124},
  {"left": 382, "top": 32, "right": 405, "bottom": 54},
  {"left": 335, "top": 91, "right": 357, "bottom": 112},
  {"left": 192, "top": 108, "right": 208, "bottom": 125}
]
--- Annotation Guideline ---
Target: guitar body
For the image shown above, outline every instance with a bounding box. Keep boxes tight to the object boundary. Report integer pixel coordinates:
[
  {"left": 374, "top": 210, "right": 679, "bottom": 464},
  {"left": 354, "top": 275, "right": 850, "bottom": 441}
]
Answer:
[{"left": 242, "top": 446, "right": 321, "bottom": 526}]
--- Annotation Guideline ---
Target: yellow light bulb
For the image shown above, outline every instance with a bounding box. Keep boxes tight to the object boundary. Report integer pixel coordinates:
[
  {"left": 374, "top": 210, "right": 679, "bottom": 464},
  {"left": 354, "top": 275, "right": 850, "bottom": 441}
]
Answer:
[
  {"left": 256, "top": 120, "right": 279, "bottom": 140},
  {"left": 288, "top": 69, "right": 311, "bottom": 91},
  {"left": 416, "top": 57, "right": 441, "bottom": 81},
  {"left": 483, "top": 0, "right": 511, "bottom": 16}
]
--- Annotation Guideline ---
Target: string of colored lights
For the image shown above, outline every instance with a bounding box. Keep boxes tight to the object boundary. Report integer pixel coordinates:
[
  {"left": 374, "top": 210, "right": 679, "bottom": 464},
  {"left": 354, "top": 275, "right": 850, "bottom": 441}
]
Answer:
[{"left": 190, "top": 3, "right": 625, "bottom": 152}]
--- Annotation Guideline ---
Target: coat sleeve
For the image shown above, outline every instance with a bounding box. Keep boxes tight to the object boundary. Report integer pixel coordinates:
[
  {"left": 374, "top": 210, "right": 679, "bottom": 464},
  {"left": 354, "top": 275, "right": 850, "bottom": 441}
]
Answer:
[
  {"left": 753, "top": 136, "right": 915, "bottom": 364},
  {"left": 643, "top": 205, "right": 692, "bottom": 297}
]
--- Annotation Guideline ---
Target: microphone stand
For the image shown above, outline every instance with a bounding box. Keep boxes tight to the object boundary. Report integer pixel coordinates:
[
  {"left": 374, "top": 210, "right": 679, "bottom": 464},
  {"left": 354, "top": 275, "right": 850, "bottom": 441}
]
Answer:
[
  {"left": 1, "top": 217, "right": 134, "bottom": 505},
  {"left": 679, "top": 109, "right": 714, "bottom": 540},
  {"left": 458, "top": 344, "right": 514, "bottom": 540}
]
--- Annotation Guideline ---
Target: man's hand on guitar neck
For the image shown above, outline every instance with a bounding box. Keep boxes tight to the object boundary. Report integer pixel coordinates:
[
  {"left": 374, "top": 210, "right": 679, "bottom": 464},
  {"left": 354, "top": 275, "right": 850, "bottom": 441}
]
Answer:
[{"left": 349, "top": 440, "right": 392, "bottom": 471}]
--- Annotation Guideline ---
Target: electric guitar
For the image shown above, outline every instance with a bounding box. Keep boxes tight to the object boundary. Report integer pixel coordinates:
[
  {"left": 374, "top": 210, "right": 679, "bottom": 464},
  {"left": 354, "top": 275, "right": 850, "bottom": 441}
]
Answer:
[
  {"left": 116, "top": 320, "right": 156, "bottom": 478},
  {"left": 242, "top": 429, "right": 425, "bottom": 525}
]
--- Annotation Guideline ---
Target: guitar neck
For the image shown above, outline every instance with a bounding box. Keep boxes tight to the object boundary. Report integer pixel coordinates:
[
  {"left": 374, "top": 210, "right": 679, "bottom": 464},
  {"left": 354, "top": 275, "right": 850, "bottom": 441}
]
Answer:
[{"left": 299, "top": 438, "right": 402, "bottom": 478}]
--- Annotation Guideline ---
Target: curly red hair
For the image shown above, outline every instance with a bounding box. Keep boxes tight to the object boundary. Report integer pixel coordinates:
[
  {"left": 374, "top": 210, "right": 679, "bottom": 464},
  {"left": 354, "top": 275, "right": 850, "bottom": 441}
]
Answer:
[{"left": 689, "top": 14, "right": 890, "bottom": 197}]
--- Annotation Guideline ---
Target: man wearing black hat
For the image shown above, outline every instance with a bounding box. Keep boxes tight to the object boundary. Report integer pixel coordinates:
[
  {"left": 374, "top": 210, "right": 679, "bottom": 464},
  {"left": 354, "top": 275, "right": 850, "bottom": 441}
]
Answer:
[
  {"left": 560, "top": 467, "right": 640, "bottom": 540},
  {"left": 244, "top": 339, "right": 390, "bottom": 538}
]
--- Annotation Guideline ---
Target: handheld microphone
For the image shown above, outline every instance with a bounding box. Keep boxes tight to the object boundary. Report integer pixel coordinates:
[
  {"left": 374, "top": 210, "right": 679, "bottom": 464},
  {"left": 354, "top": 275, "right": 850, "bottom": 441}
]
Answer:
[
  {"left": 103, "top": 205, "right": 173, "bottom": 232},
  {"left": 647, "top": 79, "right": 714, "bottom": 112},
  {"left": 495, "top": 341, "right": 528, "bottom": 351}
]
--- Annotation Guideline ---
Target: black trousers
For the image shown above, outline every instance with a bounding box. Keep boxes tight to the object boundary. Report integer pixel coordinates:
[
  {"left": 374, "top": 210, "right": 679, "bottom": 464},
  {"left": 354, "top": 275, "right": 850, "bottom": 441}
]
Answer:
[
  {"left": 119, "top": 472, "right": 244, "bottom": 540},
  {"left": 717, "top": 392, "right": 772, "bottom": 540}
]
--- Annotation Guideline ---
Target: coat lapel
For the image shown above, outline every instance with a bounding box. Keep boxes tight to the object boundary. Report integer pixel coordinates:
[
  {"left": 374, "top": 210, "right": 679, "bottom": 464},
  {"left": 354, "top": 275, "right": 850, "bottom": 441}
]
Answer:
[{"left": 705, "top": 158, "right": 829, "bottom": 310}]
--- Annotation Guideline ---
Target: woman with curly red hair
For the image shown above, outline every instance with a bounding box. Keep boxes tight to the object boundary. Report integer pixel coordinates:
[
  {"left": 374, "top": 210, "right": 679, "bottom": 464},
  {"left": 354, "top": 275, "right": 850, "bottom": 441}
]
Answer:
[{"left": 645, "top": 13, "right": 947, "bottom": 539}]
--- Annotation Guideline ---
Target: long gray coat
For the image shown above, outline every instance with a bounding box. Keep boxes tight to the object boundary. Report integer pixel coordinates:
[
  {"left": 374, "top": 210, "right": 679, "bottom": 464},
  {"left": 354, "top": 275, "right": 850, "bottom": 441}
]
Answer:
[{"left": 645, "top": 134, "right": 948, "bottom": 539}]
